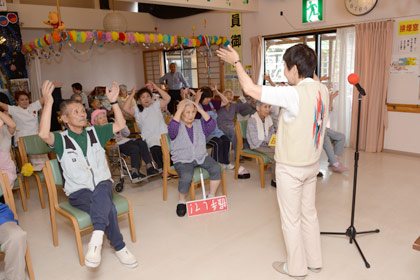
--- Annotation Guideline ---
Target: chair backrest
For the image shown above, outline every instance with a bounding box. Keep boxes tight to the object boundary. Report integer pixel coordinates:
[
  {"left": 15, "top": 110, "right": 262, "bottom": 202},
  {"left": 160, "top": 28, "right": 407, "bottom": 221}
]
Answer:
[
  {"left": 160, "top": 133, "right": 171, "bottom": 169},
  {"left": 0, "top": 169, "right": 18, "bottom": 220},
  {"left": 235, "top": 120, "right": 248, "bottom": 153},
  {"left": 21, "top": 135, "right": 52, "bottom": 156},
  {"left": 43, "top": 160, "right": 63, "bottom": 210}
]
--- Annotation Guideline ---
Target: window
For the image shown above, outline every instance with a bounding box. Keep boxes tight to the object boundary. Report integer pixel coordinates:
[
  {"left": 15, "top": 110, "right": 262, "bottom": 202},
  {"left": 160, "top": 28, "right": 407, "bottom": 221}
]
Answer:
[
  {"left": 264, "top": 31, "right": 336, "bottom": 84},
  {"left": 164, "top": 48, "right": 198, "bottom": 88}
]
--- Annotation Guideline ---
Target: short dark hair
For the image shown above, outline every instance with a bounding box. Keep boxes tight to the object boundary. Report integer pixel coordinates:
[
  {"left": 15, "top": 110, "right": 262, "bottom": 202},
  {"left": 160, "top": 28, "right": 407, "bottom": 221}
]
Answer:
[
  {"left": 199, "top": 87, "right": 213, "bottom": 104},
  {"left": 71, "top": 83, "right": 82, "bottom": 91},
  {"left": 135, "top": 88, "right": 153, "bottom": 112},
  {"left": 283, "top": 44, "right": 317, "bottom": 79},
  {"left": 15, "top": 91, "right": 30, "bottom": 101},
  {"left": 59, "top": 99, "right": 82, "bottom": 116}
]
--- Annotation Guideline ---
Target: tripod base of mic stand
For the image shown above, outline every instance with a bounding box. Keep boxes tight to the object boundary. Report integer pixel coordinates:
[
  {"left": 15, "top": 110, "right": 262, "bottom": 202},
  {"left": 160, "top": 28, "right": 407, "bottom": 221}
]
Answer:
[{"left": 321, "top": 226, "right": 380, "bottom": 268}]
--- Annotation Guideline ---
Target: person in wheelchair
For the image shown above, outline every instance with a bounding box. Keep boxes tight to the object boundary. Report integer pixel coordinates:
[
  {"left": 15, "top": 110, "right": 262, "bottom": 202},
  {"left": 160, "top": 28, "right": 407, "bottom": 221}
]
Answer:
[
  {"left": 168, "top": 98, "right": 222, "bottom": 217},
  {"left": 91, "top": 109, "right": 159, "bottom": 180}
]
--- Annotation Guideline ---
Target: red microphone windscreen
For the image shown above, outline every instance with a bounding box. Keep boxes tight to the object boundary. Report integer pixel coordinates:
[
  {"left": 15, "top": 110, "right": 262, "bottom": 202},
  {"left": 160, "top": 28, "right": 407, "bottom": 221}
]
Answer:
[{"left": 348, "top": 73, "right": 359, "bottom": 85}]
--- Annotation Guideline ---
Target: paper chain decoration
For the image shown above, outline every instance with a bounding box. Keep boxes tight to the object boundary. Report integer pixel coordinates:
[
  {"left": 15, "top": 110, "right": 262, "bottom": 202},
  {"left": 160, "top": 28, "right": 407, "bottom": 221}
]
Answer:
[{"left": 22, "top": 30, "right": 230, "bottom": 59}]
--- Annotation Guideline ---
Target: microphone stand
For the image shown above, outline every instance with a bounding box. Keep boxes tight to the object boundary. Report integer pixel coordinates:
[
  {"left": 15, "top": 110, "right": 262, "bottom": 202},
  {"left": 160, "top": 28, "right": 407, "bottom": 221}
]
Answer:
[{"left": 321, "top": 88, "right": 379, "bottom": 268}]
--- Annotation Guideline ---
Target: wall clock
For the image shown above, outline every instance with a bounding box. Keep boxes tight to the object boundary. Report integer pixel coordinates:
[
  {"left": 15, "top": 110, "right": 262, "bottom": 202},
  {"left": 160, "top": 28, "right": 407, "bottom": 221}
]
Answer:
[{"left": 345, "top": 0, "right": 378, "bottom": 16}]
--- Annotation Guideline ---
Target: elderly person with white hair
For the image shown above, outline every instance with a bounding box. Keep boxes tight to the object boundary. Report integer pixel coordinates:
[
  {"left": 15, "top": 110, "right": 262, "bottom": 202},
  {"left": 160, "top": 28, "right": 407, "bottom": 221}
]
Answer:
[
  {"left": 246, "top": 100, "right": 276, "bottom": 187},
  {"left": 168, "top": 98, "right": 222, "bottom": 217}
]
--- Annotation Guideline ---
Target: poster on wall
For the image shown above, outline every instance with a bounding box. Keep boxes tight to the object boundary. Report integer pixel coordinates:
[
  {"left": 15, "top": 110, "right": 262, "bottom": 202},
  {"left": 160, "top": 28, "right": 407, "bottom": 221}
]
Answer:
[
  {"left": 0, "top": 0, "right": 7, "bottom": 11},
  {"left": 397, "top": 37, "right": 418, "bottom": 53},
  {"left": 0, "top": 12, "right": 27, "bottom": 82},
  {"left": 9, "top": 78, "right": 30, "bottom": 99},
  {"left": 390, "top": 55, "right": 418, "bottom": 74}
]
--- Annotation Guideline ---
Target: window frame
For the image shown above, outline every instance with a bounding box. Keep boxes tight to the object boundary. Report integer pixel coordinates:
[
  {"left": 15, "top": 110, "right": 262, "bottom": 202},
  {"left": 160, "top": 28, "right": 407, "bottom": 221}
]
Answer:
[{"left": 263, "top": 29, "right": 337, "bottom": 82}]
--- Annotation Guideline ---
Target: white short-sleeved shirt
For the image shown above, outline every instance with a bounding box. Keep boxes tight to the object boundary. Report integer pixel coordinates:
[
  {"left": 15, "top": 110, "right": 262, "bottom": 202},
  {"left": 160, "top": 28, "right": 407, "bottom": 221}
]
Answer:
[
  {"left": 134, "top": 101, "right": 168, "bottom": 147},
  {"left": 8, "top": 100, "right": 42, "bottom": 144},
  {"left": 0, "top": 125, "right": 13, "bottom": 152}
]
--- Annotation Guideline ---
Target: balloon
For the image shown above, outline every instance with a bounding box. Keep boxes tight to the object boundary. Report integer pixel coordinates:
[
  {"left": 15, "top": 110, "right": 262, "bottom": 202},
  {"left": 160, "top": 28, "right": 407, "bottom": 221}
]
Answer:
[
  {"left": 144, "top": 34, "right": 150, "bottom": 43},
  {"left": 157, "top": 33, "right": 163, "bottom": 43},
  {"left": 52, "top": 32, "right": 61, "bottom": 42},
  {"left": 149, "top": 34, "right": 155, "bottom": 43},
  {"left": 112, "top": 31, "right": 119, "bottom": 41},
  {"left": 80, "top": 32, "right": 87, "bottom": 43},
  {"left": 86, "top": 31, "right": 93, "bottom": 41},
  {"left": 170, "top": 35, "right": 175, "bottom": 45},
  {"left": 139, "top": 33, "right": 145, "bottom": 43},
  {"left": 118, "top": 32, "right": 125, "bottom": 42},
  {"left": 106, "top": 32, "right": 112, "bottom": 42},
  {"left": 70, "top": 30, "right": 78, "bottom": 42},
  {"left": 97, "top": 30, "right": 103, "bottom": 40}
]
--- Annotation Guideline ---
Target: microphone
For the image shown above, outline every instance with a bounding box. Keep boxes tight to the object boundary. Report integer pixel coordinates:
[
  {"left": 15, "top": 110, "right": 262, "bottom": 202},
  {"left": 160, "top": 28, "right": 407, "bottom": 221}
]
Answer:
[{"left": 347, "top": 73, "right": 366, "bottom": 96}]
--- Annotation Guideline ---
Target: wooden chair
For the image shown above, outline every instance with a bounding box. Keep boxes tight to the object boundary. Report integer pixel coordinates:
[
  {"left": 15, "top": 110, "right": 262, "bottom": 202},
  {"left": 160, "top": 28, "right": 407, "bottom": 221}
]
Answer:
[
  {"left": 10, "top": 148, "right": 27, "bottom": 211},
  {"left": 0, "top": 169, "right": 35, "bottom": 280},
  {"left": 234, "top": 120, "right": 271, "bottom": 188},
  {"left": 43, "top": 159, "right": 136, "bottom": 266},
  {"left": 17, "top": 135, "right": 52, "bottom": 209},
  {"left": 160, "top": 133, "right": 227, "bottom": 201}
]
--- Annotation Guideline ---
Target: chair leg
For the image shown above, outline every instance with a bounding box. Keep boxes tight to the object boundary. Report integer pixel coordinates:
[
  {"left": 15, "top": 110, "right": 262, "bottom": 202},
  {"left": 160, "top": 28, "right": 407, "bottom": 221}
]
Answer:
[
  {"left": 18, "top": 184, "right": 27, "bottom": 211},
  {"left": 25, "top": 245, "right": 35, "bottom": 280},
  {"left": 34, "top": 175, "right": 45, "bottom": 209},
  {"left": 127, "top": 200, "right": 136, "bottom": 243},
  {"left": 190, "top": 182, "right": 195, "bottom": 201},
  {"left": 23, "top": 176, "right": 30, "bottom": 199},
  {"left": 163, "top": 168, "right": 168, "bottom": 201},
  {"left": 259, "top": 158, "right": 265, "bottom": 188},
  {"left": 234, "top": 154, "right": 240, "bottom": 180},
  {"left": 72, "top": 223, "right": 85, "bottom": 266},
  {"left": 221, "top": 170, "right": 227, "bottom": 196},
  {"left": 50, "top": 206, "right": 58, "bottom": 247}
]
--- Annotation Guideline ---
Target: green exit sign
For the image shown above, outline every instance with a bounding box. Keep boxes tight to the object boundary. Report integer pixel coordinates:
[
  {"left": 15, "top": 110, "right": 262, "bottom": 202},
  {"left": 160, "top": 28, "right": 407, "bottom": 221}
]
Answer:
[{"left": 302, "top": 0, "right": 323, "bottom": 23}]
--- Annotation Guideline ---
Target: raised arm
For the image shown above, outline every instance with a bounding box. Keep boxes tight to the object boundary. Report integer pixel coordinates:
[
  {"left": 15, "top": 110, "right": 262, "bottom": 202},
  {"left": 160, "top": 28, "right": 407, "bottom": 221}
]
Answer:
[
  {"left": 217, "top": 45, "right": 262, "bottom": 101},
  {"left": 0, "top": 101, "right": 8, "bottom": 112},
  {"left": 149, "top": 81, "right": 171, "bottom": 108},
  {"left": 122, "top": 86, "right": 136, "bottom": 117},
  {"left": 38, "top": 80, "right": 56, "bottom": 146},
  {"left": 106, "top": 82, "right": 126, "bottom": 134},
  {"left": 264, "top": 75, "right": 276, "bottom": 87},
  {"left": 0, "top": 111, "right": 16, "bottom": 135},
  {"left": 212, "top": 82, "right": 229, "bottom": 107},
  {"left": 193, "top": 101, "right": 210, "bottom": 121}
]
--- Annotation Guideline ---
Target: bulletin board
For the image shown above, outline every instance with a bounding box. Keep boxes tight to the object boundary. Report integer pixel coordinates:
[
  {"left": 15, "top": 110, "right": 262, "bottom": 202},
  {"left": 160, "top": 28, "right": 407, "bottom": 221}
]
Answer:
[{"left": 387, "top": 17, "right": 420, "bottom": 105}]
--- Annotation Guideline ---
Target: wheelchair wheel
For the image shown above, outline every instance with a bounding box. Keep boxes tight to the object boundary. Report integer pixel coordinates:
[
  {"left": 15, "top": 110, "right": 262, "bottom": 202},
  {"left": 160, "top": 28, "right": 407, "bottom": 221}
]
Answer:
[{"left": 115, "top": 178, "right": 124, "bottom": 192}]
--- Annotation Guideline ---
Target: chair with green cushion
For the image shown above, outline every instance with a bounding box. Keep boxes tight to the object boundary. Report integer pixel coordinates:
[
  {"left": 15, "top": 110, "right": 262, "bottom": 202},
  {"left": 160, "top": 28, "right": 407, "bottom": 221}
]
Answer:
[
  {"left": 0, "top": 170, "right": 35, "bottom": 280},
  {"left": 235, "top": 120, "right": 272, "bottom": 188},
  {"left": 160, "top": 133, "right": 227, "bottom": 201},
  {"left": 18, "top": 134, "right": 53, "bottom": 208},
  {"left": 43, "top": 159, "right": 136, "bottom": 266}
]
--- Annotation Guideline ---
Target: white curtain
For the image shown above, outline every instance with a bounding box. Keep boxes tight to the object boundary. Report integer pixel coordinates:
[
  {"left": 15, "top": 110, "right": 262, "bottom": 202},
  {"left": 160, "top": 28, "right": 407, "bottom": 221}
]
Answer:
[
  {"left": 28, "top": 56, "right": 42, "bottom": 101},
  {"left": 330, "top": 27, "right": 356, "bottom": 147}
]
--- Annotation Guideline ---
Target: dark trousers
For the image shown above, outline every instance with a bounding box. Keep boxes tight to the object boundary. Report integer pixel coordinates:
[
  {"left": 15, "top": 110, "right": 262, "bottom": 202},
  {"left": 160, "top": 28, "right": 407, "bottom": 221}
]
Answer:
[
  {"left": 174, "top": 156, "right": 221, "bottom": 194},
  {"left": 69, "top": 180, "right": 125, "bottom": 251},
  {"left": 119, "top": 138, "right": 152, "bottom": 169},
  {"left": 208, "top": 135, "right": 231, "bottom": 164},
  {"left": 150, "top": 145, "right": 163, "bottom": 169},
  {"left": 168, "top": 89, "right": 182, "bottom": 114}
]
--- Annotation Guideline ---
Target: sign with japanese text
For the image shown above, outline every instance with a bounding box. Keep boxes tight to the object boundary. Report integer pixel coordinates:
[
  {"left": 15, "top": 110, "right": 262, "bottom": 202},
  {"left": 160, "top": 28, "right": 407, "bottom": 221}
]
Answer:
[
  {"left": 302, "top": 0, "right": 323, "bottom": 23},
  {"left": 230, "top": 12, "right": 242, "bottom": 72},
  {"left": 187, "top": 196, "right": 228, "bottom": 217},
  {"left": 398, "top": 20, "right": 420, "bottom": 36}
]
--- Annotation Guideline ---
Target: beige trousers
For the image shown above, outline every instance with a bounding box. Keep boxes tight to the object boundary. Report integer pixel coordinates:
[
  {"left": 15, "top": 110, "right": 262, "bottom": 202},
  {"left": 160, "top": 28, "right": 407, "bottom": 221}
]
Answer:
[
  {"left": 275, "top": 161, "right": 322, "bottom": 276},
  {"left": 0, "top": 221, "right": 27, "bottom": 280}
]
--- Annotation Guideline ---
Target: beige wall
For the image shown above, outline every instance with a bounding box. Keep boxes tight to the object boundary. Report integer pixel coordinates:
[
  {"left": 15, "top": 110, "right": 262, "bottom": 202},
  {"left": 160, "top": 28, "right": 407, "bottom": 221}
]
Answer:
[{"left": 21, "top": 29, "right": 145, "bottom": 99}]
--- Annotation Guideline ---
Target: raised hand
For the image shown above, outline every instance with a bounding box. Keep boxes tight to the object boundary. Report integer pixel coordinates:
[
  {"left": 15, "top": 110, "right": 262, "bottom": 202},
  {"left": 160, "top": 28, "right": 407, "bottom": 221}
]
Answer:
[
  {"left": 106, "top": 81, "right": 119, "bottom": 103},
  {"left": 130, "top": 85, "right": 136, "bottom": 95},
  {"left": 195, "top": 89, "right": 202, "bottom": 102},
  {"left": 41, "top": 80, "right": 55, "bottom": 104},
  {"left": 216, "top": 45, "right": 240, "bottom": 65},
  {"left": 211, "top": 82, "right": 218, "bottom": 92},
  {"left": 177, "top": 99, "right": 189, "bottom": 113}
]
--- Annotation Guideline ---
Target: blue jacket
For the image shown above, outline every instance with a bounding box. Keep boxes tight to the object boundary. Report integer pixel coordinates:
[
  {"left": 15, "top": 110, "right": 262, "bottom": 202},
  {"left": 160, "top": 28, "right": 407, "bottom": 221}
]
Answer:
[{"left": 0, "top": 203, "right": 17, "bottom": 226}]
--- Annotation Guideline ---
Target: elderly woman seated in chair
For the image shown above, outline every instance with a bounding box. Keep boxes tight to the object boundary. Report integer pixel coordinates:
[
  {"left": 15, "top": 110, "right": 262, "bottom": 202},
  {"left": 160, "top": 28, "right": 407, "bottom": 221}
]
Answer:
[
  {"left": 246, "top": 101, "right": 276, "bottom": 187},
  {"left": 168, "top": 98, "right": 222, "bottom": 217}
]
